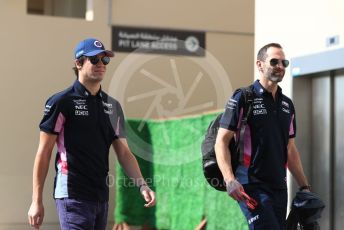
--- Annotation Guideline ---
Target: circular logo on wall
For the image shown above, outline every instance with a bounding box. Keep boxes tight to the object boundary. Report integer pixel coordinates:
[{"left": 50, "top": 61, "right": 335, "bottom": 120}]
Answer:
[
  {"left": 108, "top": 39, "right": 233, "bottom": 165},
  {"left": 184, "top": 36, "right": 200, "bottom": 53}
]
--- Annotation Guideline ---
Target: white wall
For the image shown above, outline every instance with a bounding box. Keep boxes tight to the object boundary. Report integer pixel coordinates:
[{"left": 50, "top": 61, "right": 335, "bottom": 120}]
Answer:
[
  {"left": 112, "top": 0, "right": 253, "bottom": 33},
  {"left": 255, "top": 0, "right": 344, "bottom": 97}
]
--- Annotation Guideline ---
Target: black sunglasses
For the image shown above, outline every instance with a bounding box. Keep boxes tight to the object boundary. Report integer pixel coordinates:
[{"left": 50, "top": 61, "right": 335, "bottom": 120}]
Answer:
[
  {"left": 269, "top": 58, "right": 289, "bottom": 68},
  {"left": 88, "top": 56, "right": 110, "bottom": 65}
]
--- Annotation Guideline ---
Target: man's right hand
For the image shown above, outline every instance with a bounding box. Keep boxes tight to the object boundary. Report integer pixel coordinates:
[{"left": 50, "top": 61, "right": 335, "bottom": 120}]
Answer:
[
  {"left": 139, "top": 185, "right": 156, "bottom": 208},
  {"left": 28, "top": 202, "right": 44, "bottom": 229},
  {"left": 226, "top": 179, "right": 245, "bottom": 201}
]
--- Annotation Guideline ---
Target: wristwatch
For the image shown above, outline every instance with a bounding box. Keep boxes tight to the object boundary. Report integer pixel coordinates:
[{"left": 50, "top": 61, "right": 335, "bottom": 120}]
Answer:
[
  {"left": 139, "top": 183, "right": 147, "bottom": 191},
  {"left": 299, "top": 185, "right": 311, "bottom": 191}
]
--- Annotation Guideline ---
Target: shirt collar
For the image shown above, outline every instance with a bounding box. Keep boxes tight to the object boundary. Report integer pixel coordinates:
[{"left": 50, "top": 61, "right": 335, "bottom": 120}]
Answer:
[
  {"left": 253, "top": 80, "right": 282, "bottom": 96},
  {"left": 73, "top": 80, "right": 103, "bottom": 98}
]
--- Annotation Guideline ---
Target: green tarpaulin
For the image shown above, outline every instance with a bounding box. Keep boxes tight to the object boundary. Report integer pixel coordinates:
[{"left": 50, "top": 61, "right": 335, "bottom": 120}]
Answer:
[{"left": 114, "top": 112, "right": 247, "bottom": 230}]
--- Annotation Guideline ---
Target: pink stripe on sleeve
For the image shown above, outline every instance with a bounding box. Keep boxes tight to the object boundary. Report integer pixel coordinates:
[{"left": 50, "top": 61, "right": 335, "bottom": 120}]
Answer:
[
  {"left": 116, "top": 117, "right": 121, "bottom": 136},
  {"left": 243, "top": 126, "right": 252, "bottom": 167},
  {"left": 237, "top": 108, "right": 244, "bottom": 129},
  {"left": 56, "top": 122, "right": 68, "bottom": 174},
  {"left": 289, "top": 114, "right": 295, "bottom": 136},
  {"left": 54, "top": 112, "right": 66, "bottom": 133}
]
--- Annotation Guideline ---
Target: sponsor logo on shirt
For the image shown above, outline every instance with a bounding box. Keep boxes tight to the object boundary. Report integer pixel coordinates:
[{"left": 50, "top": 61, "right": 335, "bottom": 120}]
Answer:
[
  {"left": 226, "top": 99, "right": 238, "bottom": 110},
  {"left": 44, "top": 104, "right": 52, "bottom": 115},
  {"left": 253, "top": 104, "right": 265, "bottom": 109},
  {"left": 281, "top": 101, "right": 290, "bottom": 114},
  {"left": 282, "top": 108, "right": 290, "bottom": 114},
  {"left": 248, "top": 215, "right": 259, "bottom": 224},
  {"left": 254, "top": 98, "right": 263, "bottom": 103},
  {"left": 102, "top": 101, "right": 113, "bottom": 115},
  {"left": 73, "top": 99, "right": 87, "bottom": 105},
  {"left": 253, "top": 109, "right": 267, "bottom": 115},
  {"left": 252, "top": 100, "right": 267, "bottom": 115},
  {"left": 73, "top": 99, "right": 88, "bottom": 116},
  {"left": 282, "top": 100, "right": 289, "bottom": 108}
]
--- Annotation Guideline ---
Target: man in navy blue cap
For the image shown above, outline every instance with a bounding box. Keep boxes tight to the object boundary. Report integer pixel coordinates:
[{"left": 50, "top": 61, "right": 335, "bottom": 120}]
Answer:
[{"left": 28, "top": 38, "right": 156, "bottom": 230}]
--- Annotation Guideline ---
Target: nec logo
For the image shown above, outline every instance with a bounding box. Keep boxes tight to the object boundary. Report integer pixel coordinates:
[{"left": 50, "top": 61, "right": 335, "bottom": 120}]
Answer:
[
  {"left": 75, "top": 105, "right": 88, "bottom": 110},
  {"left": 253, "top": 104, "right": 265, "bottom": 109},
  {"left": 74, "top": 105, "right": 89, "bottom": 116}
]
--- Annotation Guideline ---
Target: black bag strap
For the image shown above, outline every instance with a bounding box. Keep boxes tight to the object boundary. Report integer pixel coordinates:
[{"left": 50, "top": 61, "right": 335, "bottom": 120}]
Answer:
[{"left": 238, "top": 86, "right": 254, "bottom": 164}]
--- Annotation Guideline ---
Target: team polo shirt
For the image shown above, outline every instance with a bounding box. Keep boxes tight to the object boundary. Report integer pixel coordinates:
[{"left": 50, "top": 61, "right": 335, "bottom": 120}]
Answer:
[
  {"left": 220, "top": 80, "right": 296, "bottom": 189},
  {"left": 40, "top": 80, "right": 126, "bottom": 202}
]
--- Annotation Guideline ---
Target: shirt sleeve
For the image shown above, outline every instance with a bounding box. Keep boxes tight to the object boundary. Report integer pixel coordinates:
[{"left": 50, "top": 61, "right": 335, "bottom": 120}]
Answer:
[
  {"left": 39, "top": 96, "right": 66, "bottom": 135},
  {"left": 219, "top": 89, "right": 245, "bottom": 131},
  {"left": 289, "top": 102, "right": 297, "bottom": 138},
  {"left": 112, "top": 101, "right": 126, "bottom": 139}
]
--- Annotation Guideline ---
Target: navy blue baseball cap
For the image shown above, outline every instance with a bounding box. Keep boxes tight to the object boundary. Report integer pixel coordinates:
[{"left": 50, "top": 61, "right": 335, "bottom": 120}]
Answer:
[{"left": 74, "top": 38, "right": 114, "bottom": 59}]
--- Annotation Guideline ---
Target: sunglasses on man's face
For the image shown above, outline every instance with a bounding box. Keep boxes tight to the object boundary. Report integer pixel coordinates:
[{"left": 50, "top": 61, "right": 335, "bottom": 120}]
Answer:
[
  {"left": 88, "top": 56, "right": 110, "bottom": 65},
  {"left": 269, "top": 58, "right": 289, "bottom": 68}
]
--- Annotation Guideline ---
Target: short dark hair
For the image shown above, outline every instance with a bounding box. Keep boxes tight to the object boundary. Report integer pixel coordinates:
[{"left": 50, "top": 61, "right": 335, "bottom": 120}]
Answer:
[
  {"left": 72, "top": 56, "right": 86, "bottom": 78},
  {"left": 257, "top": 43, "right": 283, "bottom": 61}
]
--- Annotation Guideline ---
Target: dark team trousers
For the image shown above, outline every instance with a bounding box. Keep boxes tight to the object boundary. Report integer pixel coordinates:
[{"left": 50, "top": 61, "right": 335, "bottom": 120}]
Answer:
[
  {"left": 55, "top": 198, "right": 108, "bottom": 230},
  {"left": 238, "top": 184, "right": 288, "bottom": 230}
]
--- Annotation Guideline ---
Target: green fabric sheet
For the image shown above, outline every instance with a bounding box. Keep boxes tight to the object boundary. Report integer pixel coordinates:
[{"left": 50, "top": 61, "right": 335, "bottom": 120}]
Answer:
[{"left": 114, "top": 112, "right": 247, "bottom": 230}]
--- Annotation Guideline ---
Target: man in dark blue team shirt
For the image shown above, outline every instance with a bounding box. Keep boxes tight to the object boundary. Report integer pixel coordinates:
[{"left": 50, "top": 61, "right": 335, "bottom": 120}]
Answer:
[
  {"left": 28, "top": 38, "right": 155, "bottom": 229},
  {"left": 215, "top": 43, "right": 310, "bottom": 229}
]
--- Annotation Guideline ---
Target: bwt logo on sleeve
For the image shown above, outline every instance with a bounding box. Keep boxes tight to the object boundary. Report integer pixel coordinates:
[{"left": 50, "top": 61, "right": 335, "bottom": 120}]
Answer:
[
  {"left": 44, "top": 105, "right": 52, "bottom": 115},
  {"left": 248, "top": 215, "right": 259, "bottom": 224}
]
